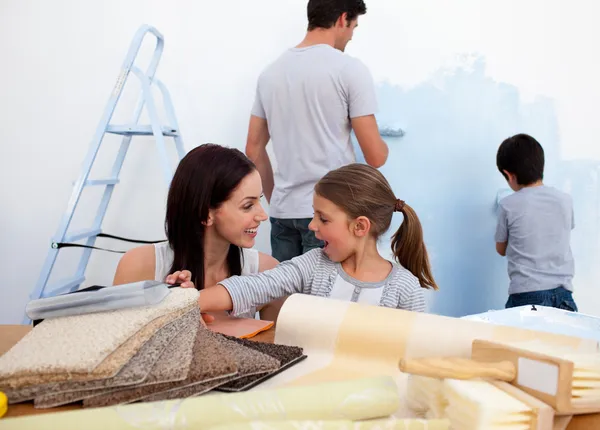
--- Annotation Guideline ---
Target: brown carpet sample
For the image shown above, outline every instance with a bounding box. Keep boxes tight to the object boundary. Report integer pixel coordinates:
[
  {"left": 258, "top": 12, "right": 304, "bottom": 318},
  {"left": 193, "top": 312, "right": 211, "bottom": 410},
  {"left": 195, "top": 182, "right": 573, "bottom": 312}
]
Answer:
[
  {"left": 83, "top": 324, "right": 240, "bottom": 408},
  {"left": 216, "top": 335, "right": 306, "bottom": 392},
  {"left": 138, "top": 334, "right": 282, "bottom": 403},
  {"left": 32, "top": 307, "right": 200, "bottom": 409},
  {"left": 4, "top": 302, "right": 196, "bottom": 402},
  {"left": 142, "top": 375, "right": 237, "bottom": 402},
  {"left": 0, "top": 288, "right": 199, "bottom": 390}
]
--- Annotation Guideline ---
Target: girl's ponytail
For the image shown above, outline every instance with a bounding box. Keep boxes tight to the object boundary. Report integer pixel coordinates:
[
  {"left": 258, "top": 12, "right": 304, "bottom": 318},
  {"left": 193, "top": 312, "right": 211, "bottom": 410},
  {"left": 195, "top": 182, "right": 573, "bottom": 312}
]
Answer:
[{"left": 391, "top": 200, "right": 438, "bottom": 290}]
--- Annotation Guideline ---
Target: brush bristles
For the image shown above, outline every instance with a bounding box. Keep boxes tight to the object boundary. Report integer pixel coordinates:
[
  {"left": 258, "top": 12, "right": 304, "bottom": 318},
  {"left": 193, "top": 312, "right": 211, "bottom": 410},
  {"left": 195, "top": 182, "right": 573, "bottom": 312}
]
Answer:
[
  {"left": 506, "top": 340, "right": 600, "bottom": 403},
  {"left": 406, "top": 375, "right": 447, "bottom": 418},
  {"left": 443, "top": 379, "right": 534, "bottom": 430}
]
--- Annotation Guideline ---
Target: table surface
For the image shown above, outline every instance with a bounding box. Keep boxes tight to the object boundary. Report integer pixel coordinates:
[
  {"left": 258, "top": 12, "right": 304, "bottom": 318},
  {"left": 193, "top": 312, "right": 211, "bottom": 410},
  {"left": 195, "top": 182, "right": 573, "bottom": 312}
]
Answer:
[{"left": 0, "top": 324, "right": 275, "bottom": 419}]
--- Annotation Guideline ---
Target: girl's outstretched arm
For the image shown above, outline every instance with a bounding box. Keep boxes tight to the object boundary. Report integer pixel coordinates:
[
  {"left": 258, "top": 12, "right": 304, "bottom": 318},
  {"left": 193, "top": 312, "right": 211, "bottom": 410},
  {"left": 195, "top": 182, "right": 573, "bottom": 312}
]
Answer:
[{"left": 200, "top": 249, "right": 321, "bottom": 317}]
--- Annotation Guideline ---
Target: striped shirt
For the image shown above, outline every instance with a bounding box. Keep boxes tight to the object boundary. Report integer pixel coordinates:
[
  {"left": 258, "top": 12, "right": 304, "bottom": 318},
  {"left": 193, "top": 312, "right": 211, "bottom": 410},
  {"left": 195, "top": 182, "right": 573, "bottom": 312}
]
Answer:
[{"left": 219, "top": 248, "right": 427, "bottom": 316}]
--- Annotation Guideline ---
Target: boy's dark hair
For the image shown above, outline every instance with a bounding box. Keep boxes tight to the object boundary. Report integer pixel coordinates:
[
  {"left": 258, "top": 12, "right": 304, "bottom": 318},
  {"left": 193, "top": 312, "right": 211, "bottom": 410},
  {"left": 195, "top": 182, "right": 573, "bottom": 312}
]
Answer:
[
  {"left": 496, "top": 133, "right": 545, "bottom": 185},
  {"left": 307, "top": 0, "right": 367, "bottom": 31}
]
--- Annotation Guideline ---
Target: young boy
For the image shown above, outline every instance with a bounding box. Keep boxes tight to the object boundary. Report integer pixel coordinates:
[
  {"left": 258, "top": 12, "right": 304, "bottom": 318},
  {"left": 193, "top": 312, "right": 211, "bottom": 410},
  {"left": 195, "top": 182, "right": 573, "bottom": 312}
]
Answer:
[{"left": 495, "top": 133, "right": 578, "bottom": 311}]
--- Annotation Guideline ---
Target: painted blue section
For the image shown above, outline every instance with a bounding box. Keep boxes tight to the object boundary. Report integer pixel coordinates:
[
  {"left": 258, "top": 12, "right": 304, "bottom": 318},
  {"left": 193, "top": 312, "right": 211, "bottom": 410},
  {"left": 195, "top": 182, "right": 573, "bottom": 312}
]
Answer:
[{"left": 355, "top": 57, "right": 600, "bottom": 317}]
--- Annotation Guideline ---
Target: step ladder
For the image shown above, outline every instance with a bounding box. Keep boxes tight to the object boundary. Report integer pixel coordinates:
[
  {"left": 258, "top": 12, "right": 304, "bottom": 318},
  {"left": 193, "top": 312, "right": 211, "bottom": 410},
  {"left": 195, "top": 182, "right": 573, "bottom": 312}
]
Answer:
[{"left": 23, "top": 25, "right": 186, "bottom": 324}]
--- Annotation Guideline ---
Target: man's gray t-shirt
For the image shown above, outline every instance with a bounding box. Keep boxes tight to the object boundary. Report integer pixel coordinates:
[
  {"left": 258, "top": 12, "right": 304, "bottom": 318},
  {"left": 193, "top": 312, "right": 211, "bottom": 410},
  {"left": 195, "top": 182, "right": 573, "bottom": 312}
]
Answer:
[
  {"left": 495, "top": 185, "right": 575, "bottom": 295},
  {"left": 251, "top": 44, "right": 378, "bottom": 219}
]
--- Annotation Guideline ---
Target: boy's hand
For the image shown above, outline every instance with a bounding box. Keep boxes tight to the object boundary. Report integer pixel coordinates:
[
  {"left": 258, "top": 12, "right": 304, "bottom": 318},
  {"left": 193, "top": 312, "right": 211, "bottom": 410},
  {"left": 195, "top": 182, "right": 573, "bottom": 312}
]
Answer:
[{"left": 165, "top": 270, "right": 194, "bottom": 289}]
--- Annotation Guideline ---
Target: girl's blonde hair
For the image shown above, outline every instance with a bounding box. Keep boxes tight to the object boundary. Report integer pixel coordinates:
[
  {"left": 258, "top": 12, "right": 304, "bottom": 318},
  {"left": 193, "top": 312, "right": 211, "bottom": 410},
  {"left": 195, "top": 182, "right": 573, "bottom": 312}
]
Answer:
[{"left": 314, "top": 163, "right": 438, "bottom": 290}]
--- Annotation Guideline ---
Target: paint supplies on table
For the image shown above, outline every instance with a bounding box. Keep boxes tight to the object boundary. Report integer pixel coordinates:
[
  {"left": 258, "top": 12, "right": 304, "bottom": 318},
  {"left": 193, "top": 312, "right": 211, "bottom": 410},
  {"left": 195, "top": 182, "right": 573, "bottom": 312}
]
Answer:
[
  {"left": 400, "top": 337, "right": 600, "bottom": 429},
  {"left": 25, "top": 280, "right": 173, "bottom": 321}
]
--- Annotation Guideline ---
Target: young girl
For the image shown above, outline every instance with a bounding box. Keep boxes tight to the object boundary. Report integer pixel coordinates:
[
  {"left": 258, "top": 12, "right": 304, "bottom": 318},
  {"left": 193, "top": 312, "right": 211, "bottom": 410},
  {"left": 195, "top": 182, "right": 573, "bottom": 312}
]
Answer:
[
  {"left": 114, "top": 143, "right": 281, "bottom": 320},
  {"left": 176, "top": 163, "right": 439, "bottom": 316}
]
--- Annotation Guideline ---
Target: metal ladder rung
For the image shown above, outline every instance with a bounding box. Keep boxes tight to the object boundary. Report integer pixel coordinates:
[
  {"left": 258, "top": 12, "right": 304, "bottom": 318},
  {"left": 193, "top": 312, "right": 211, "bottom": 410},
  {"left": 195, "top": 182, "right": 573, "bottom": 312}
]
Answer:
[
  {"left": 106, "top": 124, "right": 179, "bottom": 136},
  {"left": 44, "top": 276, "right": 86, "bottom": 297},
  {"left": 63, "top": 228, "right": 101, "bottom": 243},
  {"left": 85, "top": 178, "right": 120, "bottom": 186}
]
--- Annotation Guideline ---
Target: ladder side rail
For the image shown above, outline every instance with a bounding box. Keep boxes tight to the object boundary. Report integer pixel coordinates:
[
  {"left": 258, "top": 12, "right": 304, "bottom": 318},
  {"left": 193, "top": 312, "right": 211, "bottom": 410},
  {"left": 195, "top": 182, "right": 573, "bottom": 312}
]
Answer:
[
  {"left": 132, "top": 66, "right": 172, "bottom": 184},
  {"left": 155, "top": 79, "right": 186, "bottom": 160}
]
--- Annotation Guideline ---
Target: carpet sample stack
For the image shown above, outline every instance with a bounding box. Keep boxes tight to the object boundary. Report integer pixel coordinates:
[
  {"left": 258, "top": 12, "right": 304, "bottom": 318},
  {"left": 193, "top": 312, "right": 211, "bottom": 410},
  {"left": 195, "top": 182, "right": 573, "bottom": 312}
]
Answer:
[{"left": 0, "top": 287, "right": 306, "bottom": 409}]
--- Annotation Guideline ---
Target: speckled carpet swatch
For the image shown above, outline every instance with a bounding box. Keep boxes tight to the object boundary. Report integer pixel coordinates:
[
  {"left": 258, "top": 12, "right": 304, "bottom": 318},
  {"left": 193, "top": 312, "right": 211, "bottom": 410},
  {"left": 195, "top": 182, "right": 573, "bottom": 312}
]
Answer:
[
  {"left": 33, "top": 307, "right": 200, "bottom": 409},
  {"left": 216, "top": 335, "right": 306, "bottom": 392},
  {"left": 138, "top": 332, "right": 282, "bottom": 403},
  {"left": 0, "top": 288, "right": 199, "bottom": 390},
  {"left": 82, "top": 324, "right": 241, "bottom": 408},
  {"left": 7, "top": 305, "right": 198, "bottom": 404}
]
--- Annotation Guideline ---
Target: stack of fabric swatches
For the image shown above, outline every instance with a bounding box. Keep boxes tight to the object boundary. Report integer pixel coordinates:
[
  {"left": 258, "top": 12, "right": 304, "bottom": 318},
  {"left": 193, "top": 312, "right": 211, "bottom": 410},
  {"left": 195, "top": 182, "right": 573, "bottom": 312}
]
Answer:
[{"left": 0, "top": 288, "right": 306, "bottom": 409}]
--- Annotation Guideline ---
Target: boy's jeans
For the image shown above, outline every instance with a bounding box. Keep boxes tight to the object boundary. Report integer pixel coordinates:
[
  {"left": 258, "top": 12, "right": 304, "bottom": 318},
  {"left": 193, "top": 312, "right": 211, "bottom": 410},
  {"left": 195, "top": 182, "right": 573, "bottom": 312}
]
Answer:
[
  {"left": 505, "top": 286, "right": 578, "bottom": 312},
  {"left": 270, "top": 217, "right": 324, "bottom": 262}
]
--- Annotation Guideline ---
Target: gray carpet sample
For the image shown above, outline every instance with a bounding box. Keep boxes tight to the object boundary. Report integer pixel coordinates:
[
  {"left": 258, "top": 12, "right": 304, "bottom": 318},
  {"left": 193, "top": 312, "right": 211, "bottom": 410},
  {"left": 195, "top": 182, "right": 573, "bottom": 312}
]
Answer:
[
  {"left": 216, "top": 335, "right": 305, "bottom": 392},
  {"left": 137, "top": 333, "right": 282, "bottom": 403},
  {"left": 33, "top": 307, "right": 200, "bottom": 408},
  {"left": 83, "top": 324, "right": 242, "bottom": 408}
]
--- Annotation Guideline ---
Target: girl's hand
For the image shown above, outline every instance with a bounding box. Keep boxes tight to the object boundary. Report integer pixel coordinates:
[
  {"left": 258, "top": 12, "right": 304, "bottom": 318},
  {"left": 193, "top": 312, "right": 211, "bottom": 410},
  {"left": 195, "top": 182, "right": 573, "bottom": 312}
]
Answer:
[
  {"left": 201, "top": 313, "right": 215, "bottom": 325},
  {"left": 165, "top": 270, "right": 194, "bottom": 289}
]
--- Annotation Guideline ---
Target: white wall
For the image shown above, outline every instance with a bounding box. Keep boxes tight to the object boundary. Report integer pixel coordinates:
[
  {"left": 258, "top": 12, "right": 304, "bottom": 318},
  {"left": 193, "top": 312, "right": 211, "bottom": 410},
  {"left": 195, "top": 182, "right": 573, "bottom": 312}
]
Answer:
[{"left": 1, "top": 0, "right": 599, "bottom": 323}]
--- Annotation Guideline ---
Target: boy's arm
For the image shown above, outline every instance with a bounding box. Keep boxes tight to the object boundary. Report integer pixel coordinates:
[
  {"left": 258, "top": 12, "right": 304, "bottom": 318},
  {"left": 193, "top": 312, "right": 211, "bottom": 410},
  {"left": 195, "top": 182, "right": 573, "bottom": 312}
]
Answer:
[
  {"left": 495, "top": 204, "right": 509, "bottom": 257},
  {"left": 496, "top": 242, "right": 507, "bottom": 257},
  {"left": 198, "top": 250, "right": 320, "bottom": 317}
]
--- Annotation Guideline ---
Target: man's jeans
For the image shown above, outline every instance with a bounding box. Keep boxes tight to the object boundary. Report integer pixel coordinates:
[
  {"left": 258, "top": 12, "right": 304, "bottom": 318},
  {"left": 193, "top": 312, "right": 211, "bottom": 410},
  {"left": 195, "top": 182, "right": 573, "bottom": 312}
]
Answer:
[{"left": 270, "top": 217, "right": 324, "bottom": 262}]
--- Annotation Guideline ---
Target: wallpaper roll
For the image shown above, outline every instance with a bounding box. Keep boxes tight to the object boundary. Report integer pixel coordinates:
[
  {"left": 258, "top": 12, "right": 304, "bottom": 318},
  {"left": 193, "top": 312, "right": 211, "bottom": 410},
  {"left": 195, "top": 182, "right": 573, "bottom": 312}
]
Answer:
[
  {"left": 0, "top": 376, "right": 399, "bottom": 430},
  {"left": 258, "top": 294, "right": 598, "bottom": 418},
  {"left": 208, "top": 418, "right": 450, "bottom": 430}
]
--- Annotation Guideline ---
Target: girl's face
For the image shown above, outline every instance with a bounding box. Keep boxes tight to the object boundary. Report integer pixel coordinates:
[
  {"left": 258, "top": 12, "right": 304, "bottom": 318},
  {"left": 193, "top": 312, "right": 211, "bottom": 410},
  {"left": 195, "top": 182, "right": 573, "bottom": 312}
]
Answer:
[
  {"left": 308, "top": 194, "right": 357, "bottom": 262},
  {"left": 211, "top": 170, "right": 268, "bottom": 248}
]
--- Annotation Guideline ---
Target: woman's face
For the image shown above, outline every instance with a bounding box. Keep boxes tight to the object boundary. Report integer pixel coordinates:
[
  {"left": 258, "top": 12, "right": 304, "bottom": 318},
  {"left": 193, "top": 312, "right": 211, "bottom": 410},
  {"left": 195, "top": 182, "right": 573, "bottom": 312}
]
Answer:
[{"left": 212, "top": 170, "right": 268, "bottom": 248}]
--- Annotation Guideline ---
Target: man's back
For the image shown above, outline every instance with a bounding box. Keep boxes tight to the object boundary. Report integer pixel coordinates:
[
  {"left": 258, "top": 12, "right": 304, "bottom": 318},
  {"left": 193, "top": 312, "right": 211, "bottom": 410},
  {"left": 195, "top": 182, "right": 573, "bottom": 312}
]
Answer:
[
  {"left": 496, "top": 185, "right": 575, "bottom": 294},
  {"left": 251, "top": 44, "right": 377, "bottom": 218}
]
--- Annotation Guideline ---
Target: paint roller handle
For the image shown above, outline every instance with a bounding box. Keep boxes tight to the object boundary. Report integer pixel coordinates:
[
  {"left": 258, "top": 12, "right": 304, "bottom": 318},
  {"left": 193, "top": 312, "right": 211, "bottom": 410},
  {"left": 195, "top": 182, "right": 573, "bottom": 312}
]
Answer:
[{"left": 399, "top": 357, "right": 516, "bottom": 381}]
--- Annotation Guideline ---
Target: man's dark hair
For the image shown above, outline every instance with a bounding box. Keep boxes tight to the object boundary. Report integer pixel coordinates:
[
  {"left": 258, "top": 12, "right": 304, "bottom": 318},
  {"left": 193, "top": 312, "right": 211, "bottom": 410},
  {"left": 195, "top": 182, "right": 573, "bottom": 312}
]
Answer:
[
  {"left": 307, "top": 0, "right": 367, "bottom": 31},
  {"left": 496, "top": 133, "right": 545, "bottom": 185}
]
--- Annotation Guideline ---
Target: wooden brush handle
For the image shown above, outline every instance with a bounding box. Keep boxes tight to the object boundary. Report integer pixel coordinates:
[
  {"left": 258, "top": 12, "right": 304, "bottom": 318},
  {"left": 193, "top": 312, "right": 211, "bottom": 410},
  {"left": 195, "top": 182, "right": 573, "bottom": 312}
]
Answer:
[{"left": 399, "top": 357, "right": 516, "bottom": 381}]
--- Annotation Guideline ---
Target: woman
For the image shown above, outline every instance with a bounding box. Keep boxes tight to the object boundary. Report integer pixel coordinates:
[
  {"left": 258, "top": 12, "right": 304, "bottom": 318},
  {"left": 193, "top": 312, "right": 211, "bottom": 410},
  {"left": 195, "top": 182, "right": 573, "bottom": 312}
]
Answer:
[{"left": 113, "top": 143, "right": 280, "bottom": 320}]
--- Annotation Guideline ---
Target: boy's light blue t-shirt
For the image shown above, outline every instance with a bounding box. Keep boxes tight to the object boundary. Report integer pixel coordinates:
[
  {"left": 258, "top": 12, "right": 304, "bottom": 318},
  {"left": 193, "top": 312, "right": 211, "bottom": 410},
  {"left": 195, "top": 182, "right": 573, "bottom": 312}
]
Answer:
[{"left": 495, "top": 185, "right": 575, "bottom": 295}]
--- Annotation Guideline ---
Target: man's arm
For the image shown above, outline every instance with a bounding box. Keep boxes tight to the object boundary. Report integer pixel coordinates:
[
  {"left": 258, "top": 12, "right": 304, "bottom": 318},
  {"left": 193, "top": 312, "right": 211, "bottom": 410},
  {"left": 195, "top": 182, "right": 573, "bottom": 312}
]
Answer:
[
  {"left": 245, "top": 115, "right": 274, "bottom": 203},
  {"left": 351, "top": 115, "right": 389, "bottom": 168},
  {"left": 343, "top": 58, "right": 389, "bottom": 168}
]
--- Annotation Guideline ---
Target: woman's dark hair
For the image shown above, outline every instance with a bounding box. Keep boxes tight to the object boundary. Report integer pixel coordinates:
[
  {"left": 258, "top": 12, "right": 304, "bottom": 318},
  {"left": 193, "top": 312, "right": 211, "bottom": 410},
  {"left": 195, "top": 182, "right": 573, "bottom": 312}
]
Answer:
[{"left": 165, "top": 143, "right": 256, "bottom": 290}]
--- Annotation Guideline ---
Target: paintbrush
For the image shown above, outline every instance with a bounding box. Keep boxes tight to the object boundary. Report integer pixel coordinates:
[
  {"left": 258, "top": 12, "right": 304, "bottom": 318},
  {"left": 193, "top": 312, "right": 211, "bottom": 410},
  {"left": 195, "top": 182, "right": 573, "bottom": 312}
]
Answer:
[{"left": 401, "top": 339, "right": 600, "bottom": 415}]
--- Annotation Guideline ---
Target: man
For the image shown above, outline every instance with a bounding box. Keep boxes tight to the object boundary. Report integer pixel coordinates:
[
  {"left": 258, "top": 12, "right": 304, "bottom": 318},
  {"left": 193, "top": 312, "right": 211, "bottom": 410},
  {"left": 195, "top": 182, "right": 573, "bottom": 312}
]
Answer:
[{"left": 246, "top": 0, "right": 389, "bottom": 263}]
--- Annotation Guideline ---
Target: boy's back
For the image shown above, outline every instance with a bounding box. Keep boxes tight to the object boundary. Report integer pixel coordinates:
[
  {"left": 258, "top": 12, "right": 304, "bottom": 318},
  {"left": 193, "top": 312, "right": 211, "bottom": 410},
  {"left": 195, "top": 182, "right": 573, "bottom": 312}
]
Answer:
[{"left": 495, "top": 185, "right": 574, "bottom": 295}]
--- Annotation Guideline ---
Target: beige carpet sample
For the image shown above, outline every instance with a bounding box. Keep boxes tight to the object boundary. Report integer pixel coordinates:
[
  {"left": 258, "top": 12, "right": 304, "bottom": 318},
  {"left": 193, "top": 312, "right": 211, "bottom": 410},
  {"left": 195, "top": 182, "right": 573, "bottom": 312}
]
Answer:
[
  {"left": 6, "top": 305, "right": 195, "bottom": 403},
  {"left": 0, "top": 287, "right": 199, "bottom": 390},
  {"left": 83, "top": 324, "right": 241, "bottom": 407},
  {"left": 32, "top": 307, "right": 200, "bottom": 409}
]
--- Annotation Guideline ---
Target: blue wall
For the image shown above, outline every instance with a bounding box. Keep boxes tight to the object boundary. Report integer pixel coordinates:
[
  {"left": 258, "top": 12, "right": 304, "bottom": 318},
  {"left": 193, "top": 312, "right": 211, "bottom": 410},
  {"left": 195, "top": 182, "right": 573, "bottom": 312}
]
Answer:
[{"left": 358, "top": 57, "right": 600, "bottom": 317}]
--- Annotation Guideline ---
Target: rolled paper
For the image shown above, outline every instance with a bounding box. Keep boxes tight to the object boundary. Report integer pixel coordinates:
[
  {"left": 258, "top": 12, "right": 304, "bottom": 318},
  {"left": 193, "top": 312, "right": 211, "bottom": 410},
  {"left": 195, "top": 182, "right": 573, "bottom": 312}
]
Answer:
[
  {"left": 207, "top": 418, "right": 450, "bottom": 429},
  {"left": 0, "top": 376, "right": 399, "bottom": 430}
]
